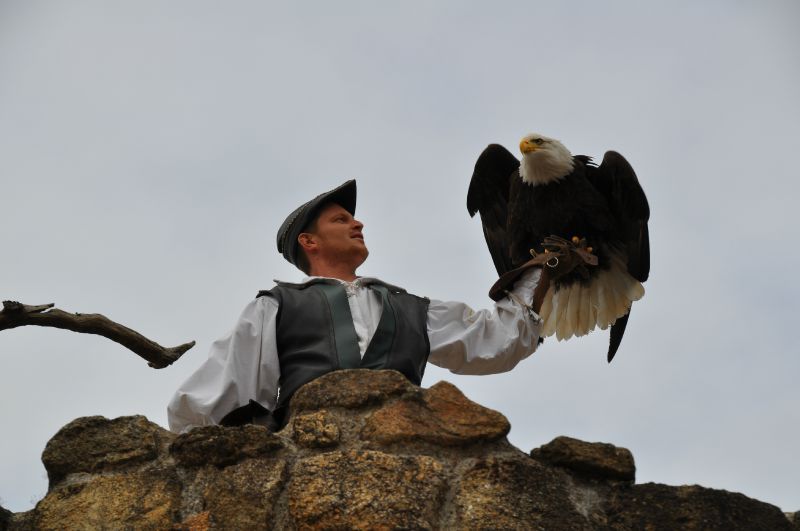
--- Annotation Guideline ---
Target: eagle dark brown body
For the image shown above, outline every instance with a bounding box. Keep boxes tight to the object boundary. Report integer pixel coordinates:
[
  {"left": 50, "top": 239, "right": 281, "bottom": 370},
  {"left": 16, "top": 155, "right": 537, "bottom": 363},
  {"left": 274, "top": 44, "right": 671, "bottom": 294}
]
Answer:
[
  {"left": 509, "top": 158, "right": 615, "bottom": 280},
  {"left": 468, "top": 138, "right": 650, "bottom": 361}
]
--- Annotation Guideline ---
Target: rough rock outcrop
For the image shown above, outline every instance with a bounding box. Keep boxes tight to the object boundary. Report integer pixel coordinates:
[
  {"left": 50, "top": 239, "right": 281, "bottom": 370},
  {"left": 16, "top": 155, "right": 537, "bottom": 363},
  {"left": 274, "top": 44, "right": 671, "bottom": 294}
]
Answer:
[
  {"left": 2, "top": 369, "right": 796, "bottom": 529},
  {"left": 531, "top": 435, "right": 635, "bottom": 482}
]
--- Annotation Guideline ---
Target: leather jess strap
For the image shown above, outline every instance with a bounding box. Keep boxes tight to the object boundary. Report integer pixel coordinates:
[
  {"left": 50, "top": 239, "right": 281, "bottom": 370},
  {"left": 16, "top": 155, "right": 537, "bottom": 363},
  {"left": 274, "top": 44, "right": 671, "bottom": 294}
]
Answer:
[{"left": 488, "top": 235, "right": 599, "bottom": 303}]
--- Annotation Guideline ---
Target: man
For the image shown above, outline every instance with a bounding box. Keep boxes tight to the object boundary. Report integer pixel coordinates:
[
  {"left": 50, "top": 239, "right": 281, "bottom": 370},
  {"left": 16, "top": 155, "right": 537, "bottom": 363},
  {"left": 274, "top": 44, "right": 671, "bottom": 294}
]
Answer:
[{"left": 168, "top": 180, "right": 546, "bottom": 433}]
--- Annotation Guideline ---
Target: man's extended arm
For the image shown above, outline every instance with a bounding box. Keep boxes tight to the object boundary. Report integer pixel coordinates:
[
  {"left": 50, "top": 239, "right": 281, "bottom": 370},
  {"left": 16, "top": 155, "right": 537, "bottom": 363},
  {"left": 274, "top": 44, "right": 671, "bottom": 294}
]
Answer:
[{"left": 426, "top": 268, "right": 543, "bottom": 374}]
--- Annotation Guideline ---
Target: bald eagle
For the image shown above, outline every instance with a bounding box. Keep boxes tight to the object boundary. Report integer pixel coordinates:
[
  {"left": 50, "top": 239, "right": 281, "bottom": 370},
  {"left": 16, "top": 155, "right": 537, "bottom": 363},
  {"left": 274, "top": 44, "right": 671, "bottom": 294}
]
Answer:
[{"left": 467, "top": 134, "right": 650, "bottom": 361}]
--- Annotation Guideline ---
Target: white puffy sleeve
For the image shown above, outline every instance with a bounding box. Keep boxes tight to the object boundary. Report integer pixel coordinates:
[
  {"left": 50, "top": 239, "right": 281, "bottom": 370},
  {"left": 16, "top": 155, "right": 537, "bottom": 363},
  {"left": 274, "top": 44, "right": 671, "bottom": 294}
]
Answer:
[
  {"left": 167, "top": 296, "right": 281, "bottom": 433},
  {"left": 426, "top": 268, "right": 543, "bottom": 375}
]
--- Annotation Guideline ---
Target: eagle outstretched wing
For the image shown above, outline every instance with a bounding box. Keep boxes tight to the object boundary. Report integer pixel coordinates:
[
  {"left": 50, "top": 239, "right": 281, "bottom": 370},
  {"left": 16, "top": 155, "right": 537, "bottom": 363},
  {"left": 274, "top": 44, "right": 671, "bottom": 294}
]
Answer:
[
  {"left": 585, "top": 150, "right": 650, "bottom": 360},
  {"left": 467, "top": 144, "right": 520, "bottom": 276}
]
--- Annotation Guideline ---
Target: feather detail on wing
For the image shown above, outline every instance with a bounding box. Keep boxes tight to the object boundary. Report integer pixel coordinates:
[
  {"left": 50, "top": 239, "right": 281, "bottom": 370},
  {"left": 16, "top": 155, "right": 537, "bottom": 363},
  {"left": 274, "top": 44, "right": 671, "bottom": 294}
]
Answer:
[
  {"left": 585, "top": 151, "right": 650, "bottom": 282},
  {"left": 467, "top": 144, "right": 520, "bottom": 276},
  {"left": 585, "top": 151, "right": 650, "bottom": 360}
]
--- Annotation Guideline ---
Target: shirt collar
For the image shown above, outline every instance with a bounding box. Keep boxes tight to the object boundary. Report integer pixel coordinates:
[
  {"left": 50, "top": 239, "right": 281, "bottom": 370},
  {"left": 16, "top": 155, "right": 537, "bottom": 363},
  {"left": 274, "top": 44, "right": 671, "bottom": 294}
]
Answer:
[
  {"left": 273, "top": 275, "right": 380, "bottom": 290},
  {"left": 306, "top": 276, "right": 379, "bottom": 297}
]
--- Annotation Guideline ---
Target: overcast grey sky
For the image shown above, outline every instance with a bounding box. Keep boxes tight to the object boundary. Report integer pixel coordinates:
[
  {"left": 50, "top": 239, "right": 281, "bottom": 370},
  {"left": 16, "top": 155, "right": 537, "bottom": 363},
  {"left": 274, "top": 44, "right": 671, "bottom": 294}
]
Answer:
[{"left": 2, "top": 0, "right": 798, "bottom": 513}]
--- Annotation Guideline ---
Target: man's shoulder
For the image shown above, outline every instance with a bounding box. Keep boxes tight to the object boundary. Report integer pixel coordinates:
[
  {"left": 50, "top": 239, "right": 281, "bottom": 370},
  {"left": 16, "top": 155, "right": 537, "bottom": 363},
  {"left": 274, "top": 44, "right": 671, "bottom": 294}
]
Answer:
[{"left": 256, "top": 288, "right": 274, "bottom": 299}]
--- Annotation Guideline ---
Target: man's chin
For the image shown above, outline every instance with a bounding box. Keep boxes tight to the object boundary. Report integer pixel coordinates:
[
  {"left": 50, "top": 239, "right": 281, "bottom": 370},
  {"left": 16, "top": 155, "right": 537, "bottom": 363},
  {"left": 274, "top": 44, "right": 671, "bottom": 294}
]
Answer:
[{"left": 357, "top": 247, "right": 369, "bottom": 265}]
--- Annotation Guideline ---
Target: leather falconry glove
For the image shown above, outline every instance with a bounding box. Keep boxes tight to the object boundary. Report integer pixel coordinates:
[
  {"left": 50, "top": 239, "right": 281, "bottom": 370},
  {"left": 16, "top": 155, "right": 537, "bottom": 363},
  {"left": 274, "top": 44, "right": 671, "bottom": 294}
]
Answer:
[{"left": 488, "top": 235, "right": 599, "bottom": 312}]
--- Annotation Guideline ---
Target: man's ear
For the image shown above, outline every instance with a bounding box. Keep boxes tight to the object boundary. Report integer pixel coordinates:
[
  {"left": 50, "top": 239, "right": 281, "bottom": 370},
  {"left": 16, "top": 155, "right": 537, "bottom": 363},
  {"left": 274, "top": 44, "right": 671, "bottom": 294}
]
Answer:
[{"left": 297, "top": 233, "right": 317, "bottom": 253}]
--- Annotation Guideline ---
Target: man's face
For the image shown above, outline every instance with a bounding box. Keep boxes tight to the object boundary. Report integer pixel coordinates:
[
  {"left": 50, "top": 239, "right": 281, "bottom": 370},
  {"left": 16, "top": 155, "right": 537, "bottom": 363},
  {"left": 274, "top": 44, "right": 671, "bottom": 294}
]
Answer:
[{"left": 307, "top": 203, "right": 368, "bottom": 267}]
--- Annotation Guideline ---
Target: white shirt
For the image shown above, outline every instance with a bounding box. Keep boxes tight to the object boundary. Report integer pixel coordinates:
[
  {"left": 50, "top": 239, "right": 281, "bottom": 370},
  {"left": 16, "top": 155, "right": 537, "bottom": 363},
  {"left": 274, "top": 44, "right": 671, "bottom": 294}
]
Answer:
[{"left": 168, "top": 270, "right": 542, "bottom": 433}]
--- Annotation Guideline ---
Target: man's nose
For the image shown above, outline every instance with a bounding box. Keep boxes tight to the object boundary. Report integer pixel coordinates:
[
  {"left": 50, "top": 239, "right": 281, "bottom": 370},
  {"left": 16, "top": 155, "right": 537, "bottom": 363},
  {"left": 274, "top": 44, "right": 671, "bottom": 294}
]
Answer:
[{"left": 353, "top": 218, "right": 364, "bottom": 230}]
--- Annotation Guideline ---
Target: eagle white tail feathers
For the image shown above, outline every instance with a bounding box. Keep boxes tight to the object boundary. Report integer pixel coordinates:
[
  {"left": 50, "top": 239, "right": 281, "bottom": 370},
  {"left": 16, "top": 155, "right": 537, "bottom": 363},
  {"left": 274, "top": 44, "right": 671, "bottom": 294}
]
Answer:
[{"left": 539, "top": 254, "right": 645, "bottom": 341}]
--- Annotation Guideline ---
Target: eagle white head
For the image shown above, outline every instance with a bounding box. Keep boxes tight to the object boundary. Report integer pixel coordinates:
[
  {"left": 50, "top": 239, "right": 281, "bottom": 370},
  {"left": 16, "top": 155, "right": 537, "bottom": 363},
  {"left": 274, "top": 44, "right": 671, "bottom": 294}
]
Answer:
[{"left": 518, "top": 133, "right": 574, "bottom": 186}]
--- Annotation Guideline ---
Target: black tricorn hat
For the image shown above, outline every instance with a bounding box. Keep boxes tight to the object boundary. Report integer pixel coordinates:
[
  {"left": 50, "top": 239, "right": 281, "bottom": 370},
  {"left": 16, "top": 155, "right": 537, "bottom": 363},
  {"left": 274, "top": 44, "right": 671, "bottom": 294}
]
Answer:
[{"left": 276, "top": 179, "right": 357, "bottom": 267}]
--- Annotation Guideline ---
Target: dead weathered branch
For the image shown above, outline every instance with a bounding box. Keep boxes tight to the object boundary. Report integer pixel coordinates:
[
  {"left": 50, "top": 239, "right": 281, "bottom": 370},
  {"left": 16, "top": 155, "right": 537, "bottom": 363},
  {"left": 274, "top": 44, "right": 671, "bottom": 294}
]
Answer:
[{"left": 0, "top": 300, "right": 194, "bottom": 369}]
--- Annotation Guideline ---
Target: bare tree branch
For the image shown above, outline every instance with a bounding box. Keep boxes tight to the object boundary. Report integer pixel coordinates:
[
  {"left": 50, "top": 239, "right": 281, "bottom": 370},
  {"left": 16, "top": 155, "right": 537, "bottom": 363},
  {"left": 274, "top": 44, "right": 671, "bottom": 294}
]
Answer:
[{"left": 0, "top": 301, "right": 194, "bottom": 369}]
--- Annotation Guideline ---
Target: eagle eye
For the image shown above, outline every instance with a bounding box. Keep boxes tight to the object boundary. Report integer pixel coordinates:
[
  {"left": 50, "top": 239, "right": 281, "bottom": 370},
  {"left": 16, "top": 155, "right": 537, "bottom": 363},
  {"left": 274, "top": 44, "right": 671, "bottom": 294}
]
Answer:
[{"left": 534, "top": 138, "right": 544, "bottom": 145}]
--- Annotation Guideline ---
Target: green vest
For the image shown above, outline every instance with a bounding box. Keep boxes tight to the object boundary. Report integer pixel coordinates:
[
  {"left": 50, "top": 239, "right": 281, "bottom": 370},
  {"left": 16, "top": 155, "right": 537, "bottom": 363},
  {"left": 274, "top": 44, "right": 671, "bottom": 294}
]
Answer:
[{"left": 222, "top": 279, "right": 430, "bottom": 429}]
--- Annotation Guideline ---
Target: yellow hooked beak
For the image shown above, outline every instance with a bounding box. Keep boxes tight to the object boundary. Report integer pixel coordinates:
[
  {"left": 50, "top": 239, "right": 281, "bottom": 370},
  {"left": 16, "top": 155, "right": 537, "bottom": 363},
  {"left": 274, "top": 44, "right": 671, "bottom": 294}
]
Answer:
[{"left": 519, "top": 138, "right": 539, "bottom": 154}]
